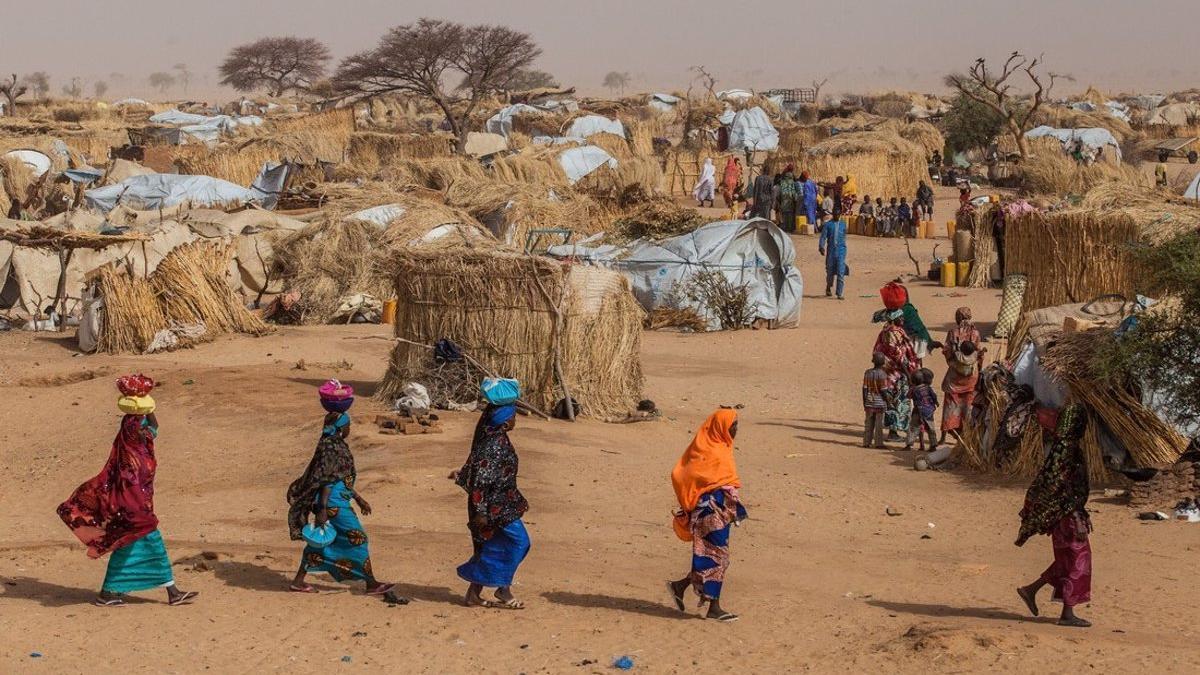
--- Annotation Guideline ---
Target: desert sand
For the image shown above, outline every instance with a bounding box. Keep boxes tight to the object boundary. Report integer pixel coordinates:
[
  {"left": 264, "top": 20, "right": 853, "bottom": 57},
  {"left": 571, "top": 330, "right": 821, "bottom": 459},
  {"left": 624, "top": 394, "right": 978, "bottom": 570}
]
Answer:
[{"left": 3, "top": 200, "right": 1199, "bottom": 673}]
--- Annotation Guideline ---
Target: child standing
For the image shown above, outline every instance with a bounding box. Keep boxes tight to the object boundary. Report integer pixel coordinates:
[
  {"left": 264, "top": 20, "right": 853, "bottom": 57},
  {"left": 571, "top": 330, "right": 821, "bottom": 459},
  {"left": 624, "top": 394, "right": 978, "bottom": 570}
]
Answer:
[
  {"left": 862, "top": 352, "right": 890, "bottom": 448},
  {"left": 897, "top": 198, "right": 914, "bottom": 238},
  {"left": 905, "top": 369, "right": 939, "bottom": 451}
]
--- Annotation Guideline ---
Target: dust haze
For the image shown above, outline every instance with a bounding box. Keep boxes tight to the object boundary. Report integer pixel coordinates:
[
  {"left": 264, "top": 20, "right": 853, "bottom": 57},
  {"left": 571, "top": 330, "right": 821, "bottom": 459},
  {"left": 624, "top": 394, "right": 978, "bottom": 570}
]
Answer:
[{"left": 2, "top": 0, "right": 1196, "bottom": 100}]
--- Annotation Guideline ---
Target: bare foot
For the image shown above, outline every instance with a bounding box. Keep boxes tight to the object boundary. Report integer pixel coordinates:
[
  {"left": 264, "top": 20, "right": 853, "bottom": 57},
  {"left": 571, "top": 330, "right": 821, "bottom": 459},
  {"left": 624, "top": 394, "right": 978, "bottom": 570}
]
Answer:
[{"left": 1017, "top": 586, "right": 1039, "bottom": 617}]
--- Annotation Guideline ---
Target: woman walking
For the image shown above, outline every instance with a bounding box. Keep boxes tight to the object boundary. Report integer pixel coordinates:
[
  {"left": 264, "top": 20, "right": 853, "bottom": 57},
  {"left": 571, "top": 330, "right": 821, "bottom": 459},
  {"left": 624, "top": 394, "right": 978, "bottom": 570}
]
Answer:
[
  {"left": 287, "top": 380, "right": 397, "bottom": 599},
  {"left": 667, "top": 408, "right": 747, "bottom": 622},
  {"left": 940, "top": 307, "right": 983, "bottom": 444},
  {"left": 720, "top": 156, "right": 742, "bottom": 208},
  {"left": 874, "top": 310, "right": 921, "bottom": 440},
  {"left": 1016, "top": 404, "right": 1093, "bottom": 628},
  {"left": 453, "top": 380, "right": 531, "bottom": 609},
  {"left": 57, "top": 375, "right": 198, "bottom": 607}
]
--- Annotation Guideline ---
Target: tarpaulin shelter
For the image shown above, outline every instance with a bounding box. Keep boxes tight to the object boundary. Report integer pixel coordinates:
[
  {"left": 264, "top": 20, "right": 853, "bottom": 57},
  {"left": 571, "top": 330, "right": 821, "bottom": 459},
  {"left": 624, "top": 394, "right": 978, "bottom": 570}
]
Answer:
[
  {"left": 558, "top": 146, "right": 617, "bottom": 184},
  {"left": 546, "top": 218, "right": 803, "bottom": 330},
  {"left": 565, "top": 115, "right": 626, "bottom": 140},
  {"left": 1025, "top": 126, "right": 1122, "bottom": 160},
  {"left": 85, "top": 174, "right": 262, "bottom": 213},
  {"left": 728, "top": 107, "right": 779, "bottom": 152}
]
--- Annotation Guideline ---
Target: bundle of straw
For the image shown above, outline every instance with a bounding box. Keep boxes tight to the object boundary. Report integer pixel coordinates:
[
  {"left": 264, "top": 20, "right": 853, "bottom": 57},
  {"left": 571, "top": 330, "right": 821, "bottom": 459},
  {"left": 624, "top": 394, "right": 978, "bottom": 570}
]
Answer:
[
  {"left": 94, "top": 265, "right": 170, "bottom": 354},
  {"left": 150, "top": 241, "right": 269, "bottom": 336}
]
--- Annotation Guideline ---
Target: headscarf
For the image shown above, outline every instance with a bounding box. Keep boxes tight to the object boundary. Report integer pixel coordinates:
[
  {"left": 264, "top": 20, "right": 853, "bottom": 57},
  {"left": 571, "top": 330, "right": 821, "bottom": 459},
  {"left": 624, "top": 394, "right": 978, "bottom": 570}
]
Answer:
[
  {"left": 672, "top": 409, "right": 740, "bottom": 515},
  {"left": 488, "top": 404, "right": 517, "bottom": 427},
  {"left": 1016, "top": 404, "right": 1090, "bottom": 546},
  {"left": 58, "top": 414, "right": 160, "bottom": 558},
  {"left": 694, "top": 158, "right": 715, "bottom": 187},
  {"left": 945, "top": 306, "right": 981, "bottom": 357},
  {"left": 286, "top": 413, "right": 356, "bottom": 540}
]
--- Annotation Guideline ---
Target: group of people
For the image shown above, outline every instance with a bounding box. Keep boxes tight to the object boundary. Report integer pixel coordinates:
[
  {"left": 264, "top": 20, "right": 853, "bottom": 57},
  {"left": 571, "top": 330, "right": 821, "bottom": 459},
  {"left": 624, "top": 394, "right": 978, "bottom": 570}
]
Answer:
[
  {"left": 861, "top": 286, "right": 1094, "bottom": 627},
  {"left": 855, "top": 181, "right": 936, "bottom": 238},
  {"left": 56, "top": 374, "right": 748, "bottom": 622}
]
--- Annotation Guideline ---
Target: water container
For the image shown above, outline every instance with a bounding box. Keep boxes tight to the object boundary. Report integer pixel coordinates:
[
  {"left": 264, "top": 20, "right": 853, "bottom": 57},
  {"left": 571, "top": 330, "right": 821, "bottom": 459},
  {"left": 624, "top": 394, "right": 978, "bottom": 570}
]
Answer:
[
  {"left": 941, "top": 260, "right": 957, "bottom": 287},
  {"left": 946, "top": 220, "right": 957, "bottom": 239},
  {"left": 957, "top": 261, "right": 971, "bottom": 286}
]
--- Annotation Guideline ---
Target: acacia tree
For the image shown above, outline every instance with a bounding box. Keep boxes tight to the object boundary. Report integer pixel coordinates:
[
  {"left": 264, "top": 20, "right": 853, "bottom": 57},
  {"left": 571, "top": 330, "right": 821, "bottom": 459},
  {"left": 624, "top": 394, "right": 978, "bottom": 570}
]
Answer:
[
  {"left": 173, "top": 63, "right": 192, "bottom": 94},
  {"left": 219, "top": 37, "right": 330, "bottom": 96},
  {"left": 24, "top": 72, "right": 50, "bottom": 101},
  {"left": 148, "top": 72, "right": 176, "bottom": 94},
  {"left": 61, "top": 77, "right": 83, "bottom": 99},
  {"left": 944, "top": 52, "right": 1065, "bottom": 159},
  {"left": 0, "top": 74, "right": 27, "bottom": 115},
  {"left": 335, "top": 18, "right": 541, "bottom": 152},
  {"left": 602, "top": 71, "right": 630, "bottom": 95},
  {"left": 93, "top": 80, "right": 109, "bottom": 99},
  {"left": 943, "top": 88, "right": 1007, "bottom": 155},
  {"left": 503, "top": 68, "right": 558, "bottom": 91}
]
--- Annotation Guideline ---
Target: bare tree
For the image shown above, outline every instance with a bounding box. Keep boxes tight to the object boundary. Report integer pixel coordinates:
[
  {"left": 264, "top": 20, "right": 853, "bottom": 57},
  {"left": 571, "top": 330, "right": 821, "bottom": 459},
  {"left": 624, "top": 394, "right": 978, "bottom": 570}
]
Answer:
[
  {"left": 335, "top": 18, "right": 541, "bottom": 152},
  {"left": 23, "top": 72, "right": 50, "bottom": 101},
  {"left": 93, "top": 80, "right": 109, "bottom": 99},
  {"left": 690, "top": 66, "right": 717, "bottom": 99},
  {"left": 811, "top": 76, "right": 830, "bottom": 105},
  {"left": 0, "top": 74, "right": 27, "bottom": 115},
  {"left": 61, "top": 77, "right": 83, "bottom": 99},
  {"left": 173, "top": 63, "right": 192, "bottom": 94},
  {"left": 219, "top": 37, "right": 331, "bottom": 96},
  {"left": 944, "top": 52, "right": 1065, "bottom": 159},
  {"left": 602, "top": 71, "right": 630, "bottom": 95},
  {"left": 148, "top": 71, "right": 176, "bottom": 94}
]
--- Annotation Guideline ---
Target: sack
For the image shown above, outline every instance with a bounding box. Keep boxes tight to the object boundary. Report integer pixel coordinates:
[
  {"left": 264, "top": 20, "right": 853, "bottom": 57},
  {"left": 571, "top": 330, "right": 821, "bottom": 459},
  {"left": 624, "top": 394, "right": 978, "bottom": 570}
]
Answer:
[
  {"left": 481, "top": 377, "right": 520, "bottom": 405},
  {"left": 880, "top": 282, "right": 908, "bottom": 310},
  {"left": 434, "top": 338, "right": 463, "bottom": 364}
]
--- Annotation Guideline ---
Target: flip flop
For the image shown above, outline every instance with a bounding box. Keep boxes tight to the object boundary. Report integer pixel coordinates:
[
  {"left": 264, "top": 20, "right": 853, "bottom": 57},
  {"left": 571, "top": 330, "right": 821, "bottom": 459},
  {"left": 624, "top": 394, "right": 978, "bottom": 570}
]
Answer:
[
  {"left": 1057, "top": 617, "right": 1092, "bottom": 628},
  {"left": 707, "top": 611, "right": 739, "bottom": 623},
  {"left": 487, "top": 598, "right": 525, "bottom": 610},
  {"left": 290, "top": 583, "right": 319, "bottom": 594},
  {"left": 168, "top": 591, "right": 199, "bottom": 606},
  {"left": 1016, "top": 586, "right": 1039, "bottom": 617},
  {"left": 93, "top": 596, "right": 125, "bottom": 607},
  {"left": 382, "top": 590, "right": 410, "bottom": 605},
  {"left": 365, "top": 583, "right": 395, "bottom": 596},
  {"left": 666, "top": 581, "right": 686, "bottom": 612}
]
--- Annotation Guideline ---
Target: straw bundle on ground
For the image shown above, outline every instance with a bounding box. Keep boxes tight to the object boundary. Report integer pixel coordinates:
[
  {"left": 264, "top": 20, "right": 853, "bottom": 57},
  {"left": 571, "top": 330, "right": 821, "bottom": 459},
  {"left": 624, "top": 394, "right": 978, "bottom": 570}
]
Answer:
[
  {"left": 377, "top": 158, "right": 489, "bottom": 191},
  {"left": 377, "top": 249, "right": 644, "bottom": 420},
  {"left": 346, "top": 131, "right": 454, "bottom": 175},
  {"left": 94, "top": 242, "right": 270, "bottom": 353},
  {"left": 1041, "top": 328, "right": 1189, "bottom": 468},
  {"left": 490, "top": 151, "right": 569, "bottom": 185},
  {"left": 1005, "top": 185, "right": 1200, "bottom": 312},
  {"left": 805, "top": 131, "right": 928, "bottom": 197},
  {"left": 610, "top": 198, "right": 706, "bottom": 242}
]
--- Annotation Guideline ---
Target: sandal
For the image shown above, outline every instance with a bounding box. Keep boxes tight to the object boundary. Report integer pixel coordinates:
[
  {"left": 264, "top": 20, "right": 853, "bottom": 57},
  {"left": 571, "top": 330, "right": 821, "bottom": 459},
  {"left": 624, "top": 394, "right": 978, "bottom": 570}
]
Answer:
[
  {"left": 666, "top": 581, "right": 686, "bottom": 612},
  {"left": 1057, "top": 616, "right": 1092, "bottom": 628},
  {"left": 93, "top": 596, "right": 126, "bottom": 607},
  {"left": 487, "top": 598, "right": 525, "bottom": 610},
  {"left": 707, "top": 611, "right": 739, "bottom": 623},
  {"left": 168, "top": 591, "right": 199, "bottom": 606},
  {"left": 290, "top": 583, "right": 319, "bottom": 594},
  {"left": 365, "top": 583, "right": 395, "bottom": 596}
]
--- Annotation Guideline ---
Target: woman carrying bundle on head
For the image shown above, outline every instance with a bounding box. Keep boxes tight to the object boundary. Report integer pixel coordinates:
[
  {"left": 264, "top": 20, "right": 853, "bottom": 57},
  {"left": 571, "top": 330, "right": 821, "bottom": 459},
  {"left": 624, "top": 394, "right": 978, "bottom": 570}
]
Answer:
[
  {"left": 1016, "top": 404, "right": 1093, "bottom": 628},
  {"left": 940, "top": 307, "right": 984, "bottom": 445},
  {"left": 452, "top": 378, "right": 531, "bottom": 609},
  {"left": 287, "top": 380, "right": 400, "bottom": 600},
  {"left": 667, "top": 408, "right": 748, "bottom": 622},
  {"left": 58, "top": 375, "right": 198, "bottom": 607}
]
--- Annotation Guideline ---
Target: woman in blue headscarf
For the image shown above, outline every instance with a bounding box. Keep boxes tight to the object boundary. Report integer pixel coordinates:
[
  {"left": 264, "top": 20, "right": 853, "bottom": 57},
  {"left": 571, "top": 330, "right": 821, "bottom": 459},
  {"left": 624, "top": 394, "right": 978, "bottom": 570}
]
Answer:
[
  {"left": 453, "top": 402, "right": 531, "bottom": 609},
  {"left": 287, "top": 383, "right": 397, "bottom": 598}
]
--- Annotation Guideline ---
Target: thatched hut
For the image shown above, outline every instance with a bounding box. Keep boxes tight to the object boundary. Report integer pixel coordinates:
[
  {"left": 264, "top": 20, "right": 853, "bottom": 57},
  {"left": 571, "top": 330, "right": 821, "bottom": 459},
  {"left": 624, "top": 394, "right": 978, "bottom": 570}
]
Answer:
[
  {"left": 377, "top": 249, "right": 644, "bottom": 420},
  {"left": 1004, "top": 184, "right": 1199, "bottom": 313},
  {"left": 804, "top": 130, "right": 928, "bottom": 197}
]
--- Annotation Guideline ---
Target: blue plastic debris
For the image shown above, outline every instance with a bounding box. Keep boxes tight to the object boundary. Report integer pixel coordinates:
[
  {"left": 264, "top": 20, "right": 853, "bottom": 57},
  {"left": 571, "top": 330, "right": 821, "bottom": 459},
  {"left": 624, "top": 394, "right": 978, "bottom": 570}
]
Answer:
[{"left": 613, "top": 655, "right": 634, "bottom": 670}]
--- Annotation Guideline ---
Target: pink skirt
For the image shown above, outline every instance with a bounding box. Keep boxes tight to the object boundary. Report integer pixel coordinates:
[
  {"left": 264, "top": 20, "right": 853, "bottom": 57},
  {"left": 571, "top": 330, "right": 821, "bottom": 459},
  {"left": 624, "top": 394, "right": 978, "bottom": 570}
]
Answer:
[{"left": 1040, "top": 516, "right": 1092, "bottom": 607}]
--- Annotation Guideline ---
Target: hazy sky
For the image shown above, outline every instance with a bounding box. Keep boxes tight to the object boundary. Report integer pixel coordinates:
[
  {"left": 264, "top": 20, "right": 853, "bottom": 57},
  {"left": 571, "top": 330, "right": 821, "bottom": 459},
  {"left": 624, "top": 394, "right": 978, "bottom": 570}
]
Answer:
[{"left": 2, "top": 0, "right": 1197, "bottom": 100}]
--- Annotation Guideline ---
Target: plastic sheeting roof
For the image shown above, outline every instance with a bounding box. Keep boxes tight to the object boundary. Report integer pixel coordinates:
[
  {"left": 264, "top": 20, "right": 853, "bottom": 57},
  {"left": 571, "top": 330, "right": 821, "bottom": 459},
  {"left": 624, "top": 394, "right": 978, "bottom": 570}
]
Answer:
[
  {"left": 485, "top": 104, "right": 543, "bottom": 137},
  {"left": 558, "top": 145, "right": 617, "bottom": 184},
  {"left": 85, "top": 174, "right": 261, "bottom": 213},
  {"left": 1025, "top": 126, "right": 1122, "bottom": 159},
  {"left": 565, "top": 115, "right": 625, "bottom": 140},
  {"left": 728, "top": 107, "right": 779, "bottom": 152},
  {"left": 2, "top": 149, "right": 52, "bottom": 177},
  {"left": 545, "top": 218, "right": 803, "bottom": 330}
]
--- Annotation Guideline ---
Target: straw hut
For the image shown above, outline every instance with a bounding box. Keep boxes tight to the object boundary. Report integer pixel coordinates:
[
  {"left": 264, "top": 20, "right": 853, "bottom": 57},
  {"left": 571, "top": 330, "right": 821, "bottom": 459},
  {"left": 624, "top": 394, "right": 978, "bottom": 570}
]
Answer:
[
  {"left": 804, "top": 130, "right": 928, "bottom": 197},
  {"left": 377, "top": 249, "right": 644, "bottom": 420},
  {"left": 1004, "top": 184, "right": 1200, "bottom": 313},
  {"left": 443, "top": 178, "right": 612, "bottom": 248}
]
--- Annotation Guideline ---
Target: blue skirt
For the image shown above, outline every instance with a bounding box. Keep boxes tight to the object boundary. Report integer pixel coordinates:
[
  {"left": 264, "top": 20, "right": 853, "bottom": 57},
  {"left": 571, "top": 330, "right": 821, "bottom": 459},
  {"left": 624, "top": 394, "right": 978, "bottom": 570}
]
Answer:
[
  {"left": 102, "top": 529, "right": 174, "bottom": 593},
  {"left": 302, "top": 480, "right": 373, "bottom": 582},
  {"left": 457, "top": 519, "right": 530, "bottom": 588}
]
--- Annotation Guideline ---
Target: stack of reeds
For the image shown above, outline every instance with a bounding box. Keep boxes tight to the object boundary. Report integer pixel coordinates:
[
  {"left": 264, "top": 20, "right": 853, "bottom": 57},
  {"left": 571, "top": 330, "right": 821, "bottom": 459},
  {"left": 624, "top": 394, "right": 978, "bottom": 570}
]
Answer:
[
  {"left": 377, "top": 249, "right": 643, "bottom": 420},
  {"left": 94, "top": 264, "right": 169, "bottom": 354},
  {"left": 958, "top": 204, "right": 998, "bottom": 288},
  {"left": 1041, "top": 328, "right": 1189, "bottom": 469},
  {"left": 1018, "top": 143, "right": 1146, "bottom": 197}
]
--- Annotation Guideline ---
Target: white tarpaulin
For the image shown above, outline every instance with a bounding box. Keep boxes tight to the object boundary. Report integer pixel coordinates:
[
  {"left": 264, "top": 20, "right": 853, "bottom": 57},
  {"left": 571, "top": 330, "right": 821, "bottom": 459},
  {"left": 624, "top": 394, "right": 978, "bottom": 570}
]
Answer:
[
  {"left": 1025, "top": 126, "right": 1122, "bottom": 160},
  {"left": 558, "top": 146, "right": 617, "bottom": 184},
  {"left": 463, "top": 132, "right": 508, "bottom": 158},
  {"left": 649, "top": 93, "right": 681, "bottom": 113},
  {"left": 1185, "top": 171, "right": 1200, "bottom": 201},
  {"left": 717, "top": 89, "right": 753, "bottom": 103},
  {"left": 85, "top": 174, "right": 261, "bottom": 213},
  {"left": 2, "top": 149, "right": 52, "bottom": 177},
  {"left": 565, "top": 115, "right": 625, "bottom": 140},
  {"left": 545, "top": 218, "right": 803, "bottom": 330},
  {"left": 149, "top": 111, "right": 264, "bottom": 144},
  {"left": 485, "top": 104, "right": 543, "bottom": 137},
  {"left": 728, "top": 106, "right": 779, "bottom": 152}
]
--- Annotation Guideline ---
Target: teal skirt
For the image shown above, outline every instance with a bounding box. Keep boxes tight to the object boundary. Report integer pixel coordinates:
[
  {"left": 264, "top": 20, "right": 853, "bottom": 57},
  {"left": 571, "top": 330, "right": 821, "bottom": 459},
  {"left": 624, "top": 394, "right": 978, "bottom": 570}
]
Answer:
[{"left": 102, "top": 529, "right": 174, "bottom": 593}]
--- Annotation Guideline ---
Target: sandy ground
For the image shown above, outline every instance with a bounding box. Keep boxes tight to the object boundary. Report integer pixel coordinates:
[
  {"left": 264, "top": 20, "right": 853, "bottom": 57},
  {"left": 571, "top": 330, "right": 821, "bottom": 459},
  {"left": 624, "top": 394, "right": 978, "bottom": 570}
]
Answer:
[{"left": 3, "top": 193, "right": 1200, "bottom": 673}]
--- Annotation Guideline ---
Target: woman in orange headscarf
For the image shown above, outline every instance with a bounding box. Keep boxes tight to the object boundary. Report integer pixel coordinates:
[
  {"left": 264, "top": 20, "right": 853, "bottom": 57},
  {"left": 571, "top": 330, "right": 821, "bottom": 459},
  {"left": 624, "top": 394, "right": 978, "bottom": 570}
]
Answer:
[
  {"left": 720, "top": 156, "right": 742, "bottom": 208},
  {"left": 667, "top": 408, "right": 746, "bottom": 622}
]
